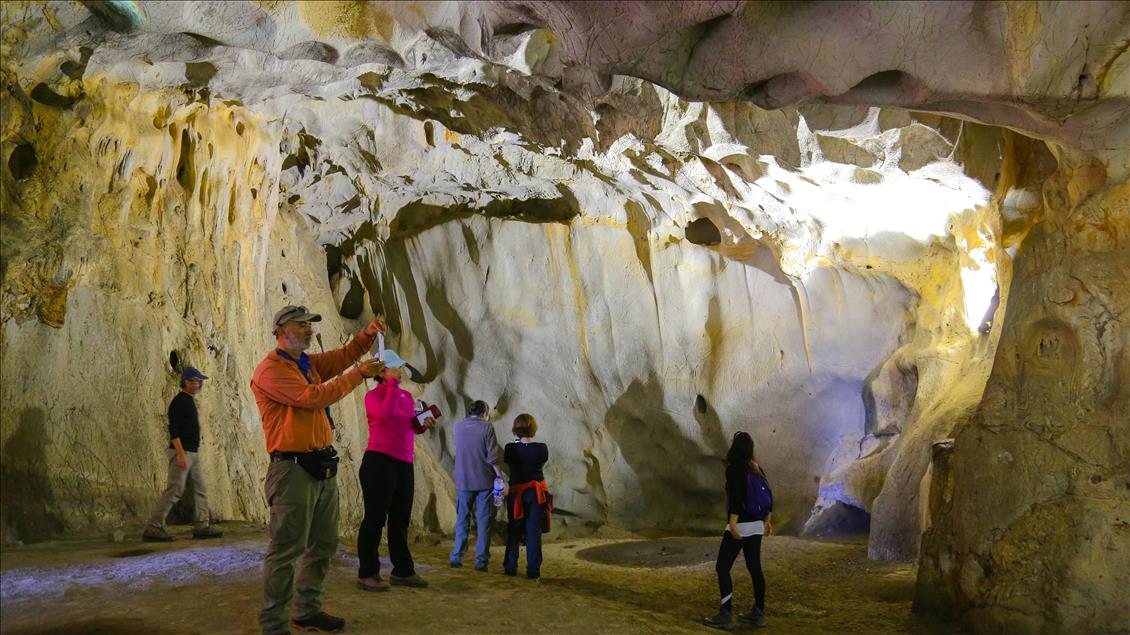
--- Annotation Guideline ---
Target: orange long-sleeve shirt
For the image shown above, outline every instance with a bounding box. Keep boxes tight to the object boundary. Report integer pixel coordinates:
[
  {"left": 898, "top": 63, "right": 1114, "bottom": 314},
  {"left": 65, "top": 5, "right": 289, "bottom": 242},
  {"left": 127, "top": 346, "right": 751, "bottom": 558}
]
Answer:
[{"left": 250, "top": 327, "right": 377, "bottom": 453}]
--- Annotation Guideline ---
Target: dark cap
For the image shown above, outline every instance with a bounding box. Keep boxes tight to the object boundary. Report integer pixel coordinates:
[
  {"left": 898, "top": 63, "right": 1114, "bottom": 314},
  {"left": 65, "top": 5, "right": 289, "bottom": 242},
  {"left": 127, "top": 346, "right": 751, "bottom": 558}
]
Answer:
[
  {"left": 181, "top": 367, "right": 208, "bottom": 381},
  {"left": 273, "top": 305, "right": 322, "bottom": 329}
]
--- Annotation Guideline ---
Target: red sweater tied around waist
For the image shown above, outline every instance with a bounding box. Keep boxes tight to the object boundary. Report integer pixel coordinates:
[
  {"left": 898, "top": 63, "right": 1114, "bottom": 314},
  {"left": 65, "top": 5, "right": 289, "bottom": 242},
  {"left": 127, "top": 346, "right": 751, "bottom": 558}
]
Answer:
[{"left": 509, "top": 479, "right": 553, "bottom": 532}]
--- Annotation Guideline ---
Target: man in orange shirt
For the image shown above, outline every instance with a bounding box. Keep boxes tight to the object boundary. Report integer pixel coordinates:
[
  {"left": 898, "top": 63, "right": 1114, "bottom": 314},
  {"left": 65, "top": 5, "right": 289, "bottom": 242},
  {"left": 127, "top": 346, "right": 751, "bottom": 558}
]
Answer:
[{"left": 251, "top": 305, "right": 385, "bottom": 635}]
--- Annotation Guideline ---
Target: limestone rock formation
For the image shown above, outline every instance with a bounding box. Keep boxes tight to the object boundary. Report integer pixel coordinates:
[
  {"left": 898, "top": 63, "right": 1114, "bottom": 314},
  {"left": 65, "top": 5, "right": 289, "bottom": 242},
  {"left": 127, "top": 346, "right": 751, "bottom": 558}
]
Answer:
[
  {"left": 916, "top": 157, "right": 1130, "bottom": 634},
  {"left": 1, "top": 2, "right": 1127, "bottom": 633},
  {"left": 493, "top": 1, "right": 1130, "bottom": 175}
]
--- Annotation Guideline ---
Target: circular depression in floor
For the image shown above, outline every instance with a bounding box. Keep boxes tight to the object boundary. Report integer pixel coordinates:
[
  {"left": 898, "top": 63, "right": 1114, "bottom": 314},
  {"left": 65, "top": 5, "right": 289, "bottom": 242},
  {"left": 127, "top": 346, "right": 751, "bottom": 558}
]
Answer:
[{"left": 575, "top": 538, "right": 717, "bottom": 568}]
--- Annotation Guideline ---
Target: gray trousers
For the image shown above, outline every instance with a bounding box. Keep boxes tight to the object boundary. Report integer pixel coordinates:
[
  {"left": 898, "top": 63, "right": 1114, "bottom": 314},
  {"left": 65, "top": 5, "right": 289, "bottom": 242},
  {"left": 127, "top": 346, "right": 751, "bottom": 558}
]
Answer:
[
  {"left": 260, "top": 459, "right": 340, "bottom": 635},
  {"left": 146, "top": 449, "right": 210, "bottom": 531}
]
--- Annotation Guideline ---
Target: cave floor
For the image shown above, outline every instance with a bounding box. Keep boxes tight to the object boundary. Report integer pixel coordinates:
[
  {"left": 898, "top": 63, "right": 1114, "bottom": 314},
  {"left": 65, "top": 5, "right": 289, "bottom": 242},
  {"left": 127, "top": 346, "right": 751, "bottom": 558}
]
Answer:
[{"left": 0, "top": 522, "right": 958, "bottom": 634}]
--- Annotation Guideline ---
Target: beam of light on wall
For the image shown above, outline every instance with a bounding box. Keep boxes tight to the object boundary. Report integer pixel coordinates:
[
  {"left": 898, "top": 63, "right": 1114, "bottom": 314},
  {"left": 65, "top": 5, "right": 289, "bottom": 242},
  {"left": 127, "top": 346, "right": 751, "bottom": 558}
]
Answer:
[
  {"left": 792, "top": 163, "right": 975, "bottom": 245},
  {"left": 755, "top": 143, "right": 994, "bottom": 281},
  {"left": 961, "top": 245, "right": 998, "bottom": 333}
]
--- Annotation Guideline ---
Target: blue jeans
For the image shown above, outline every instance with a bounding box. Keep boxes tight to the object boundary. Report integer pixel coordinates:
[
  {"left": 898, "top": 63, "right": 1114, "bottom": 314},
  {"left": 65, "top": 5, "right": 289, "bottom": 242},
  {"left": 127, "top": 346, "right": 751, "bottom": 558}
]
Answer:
[
  {"left": 450, "top": 489, "right": 493, "bottom": 567},
  {"left": 503, "top": 488, "right": 545, "bottom": 578}
]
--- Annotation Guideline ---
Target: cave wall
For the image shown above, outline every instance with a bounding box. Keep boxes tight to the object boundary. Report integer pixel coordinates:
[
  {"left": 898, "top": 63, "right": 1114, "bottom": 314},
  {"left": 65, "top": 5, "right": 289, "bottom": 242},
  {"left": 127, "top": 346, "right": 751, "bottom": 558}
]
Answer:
[
  {"left": 1, "top": 2, "right": 1010, "bottom": 547},
  {"left": 0, "top": 66, "right": 953, "bottom": 540},
  {"left": 371, "top": 215, "right": 912, "bottom": 533},
  {"left": 916, "top": 155, "right": 1130, "bottom": 634},
  {"left": 0, "top": 72, "right": 459, "bottom": 543},
  {"left": 2, "top": 3, "right": 1128, "bottom": 632}
]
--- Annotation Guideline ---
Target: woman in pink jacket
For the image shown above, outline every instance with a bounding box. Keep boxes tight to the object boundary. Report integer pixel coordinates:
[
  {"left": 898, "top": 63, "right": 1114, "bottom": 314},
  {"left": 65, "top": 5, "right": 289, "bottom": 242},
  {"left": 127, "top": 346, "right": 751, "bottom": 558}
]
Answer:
[{"left": 356, "top": 350, "right": 435, "bottom": 592}]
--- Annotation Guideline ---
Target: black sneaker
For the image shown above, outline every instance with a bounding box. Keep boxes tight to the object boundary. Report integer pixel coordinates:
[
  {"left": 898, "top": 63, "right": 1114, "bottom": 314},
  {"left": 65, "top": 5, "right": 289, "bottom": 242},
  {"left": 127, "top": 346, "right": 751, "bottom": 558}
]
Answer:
[
  {"left": 737, "top": 607, "right": 767, "bottom": 627},
  {"left": 289, "top": 611, "right": 345, "bottom": 633},
  {"left": 449, "top": 560, "right": 463, "bottom": 568},
  {"left": 474, "top": 564, "right": 488, "bottom": 572},
  {"left": 703, "top": 610, "right": 734, "bottom": 630}
]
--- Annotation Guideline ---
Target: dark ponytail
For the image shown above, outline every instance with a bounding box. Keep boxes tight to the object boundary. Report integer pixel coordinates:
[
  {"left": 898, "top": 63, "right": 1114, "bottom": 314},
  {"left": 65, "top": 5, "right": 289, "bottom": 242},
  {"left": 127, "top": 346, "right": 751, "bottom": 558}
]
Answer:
[{"left": 726, "top": 431, "right": 756, "bottom": 472}]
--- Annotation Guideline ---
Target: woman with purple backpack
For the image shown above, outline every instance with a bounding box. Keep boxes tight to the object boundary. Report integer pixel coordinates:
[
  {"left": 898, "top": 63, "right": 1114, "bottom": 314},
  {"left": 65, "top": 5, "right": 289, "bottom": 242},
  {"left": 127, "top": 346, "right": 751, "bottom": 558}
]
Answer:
[{"left": 704, "top": 431, "right": 773, "bottom": 630}]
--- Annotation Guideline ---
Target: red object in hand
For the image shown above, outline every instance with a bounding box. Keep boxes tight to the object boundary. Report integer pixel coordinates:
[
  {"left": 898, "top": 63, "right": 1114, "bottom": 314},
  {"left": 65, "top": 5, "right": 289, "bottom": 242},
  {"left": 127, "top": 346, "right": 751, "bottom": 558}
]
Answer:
[
  {"left": 415, "top": 404, "right": 441, "bottom": 427},
  {"left": 411, "top": 399, "right": 436, "bottom": 429}
]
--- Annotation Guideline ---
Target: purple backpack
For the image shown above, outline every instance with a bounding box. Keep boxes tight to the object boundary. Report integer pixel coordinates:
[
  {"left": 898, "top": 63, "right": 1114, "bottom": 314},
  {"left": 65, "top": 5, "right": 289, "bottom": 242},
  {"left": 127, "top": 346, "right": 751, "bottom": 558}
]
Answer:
[{"left": 745, "top": 471, "right": 773, "bottom": 520}]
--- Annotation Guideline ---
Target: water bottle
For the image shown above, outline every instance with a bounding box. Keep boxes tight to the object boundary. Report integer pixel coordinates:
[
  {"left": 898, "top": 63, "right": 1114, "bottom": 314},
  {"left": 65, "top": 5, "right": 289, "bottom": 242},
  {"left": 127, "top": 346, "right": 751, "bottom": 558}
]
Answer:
[{"left": 492, "top": 476, "right": 505, "bottom": 508}]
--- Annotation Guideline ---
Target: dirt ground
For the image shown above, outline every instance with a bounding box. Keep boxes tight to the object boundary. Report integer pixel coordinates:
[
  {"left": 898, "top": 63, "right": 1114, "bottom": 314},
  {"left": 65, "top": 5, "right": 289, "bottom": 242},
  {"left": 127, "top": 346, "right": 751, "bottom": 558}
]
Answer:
[{"left": 0, "top": 522, "right": 962, "bottom": 634}]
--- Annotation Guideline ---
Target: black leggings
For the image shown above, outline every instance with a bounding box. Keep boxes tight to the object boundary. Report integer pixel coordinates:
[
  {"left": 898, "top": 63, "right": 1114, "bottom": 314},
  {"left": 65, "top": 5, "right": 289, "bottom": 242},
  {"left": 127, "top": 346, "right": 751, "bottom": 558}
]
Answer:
[
  {"left": 357, "top": 451, "right": 415, "bottom": 579},
  {"left": 715, "top": 532, "right": 765, "bottom": 611}
]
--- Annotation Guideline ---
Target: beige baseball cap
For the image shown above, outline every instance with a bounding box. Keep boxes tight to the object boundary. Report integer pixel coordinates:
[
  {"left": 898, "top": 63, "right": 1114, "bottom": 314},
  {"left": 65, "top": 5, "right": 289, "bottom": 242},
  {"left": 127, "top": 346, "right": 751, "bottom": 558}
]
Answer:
[{"left": 272, "top": 305, "right": 322, "bottom": 330}]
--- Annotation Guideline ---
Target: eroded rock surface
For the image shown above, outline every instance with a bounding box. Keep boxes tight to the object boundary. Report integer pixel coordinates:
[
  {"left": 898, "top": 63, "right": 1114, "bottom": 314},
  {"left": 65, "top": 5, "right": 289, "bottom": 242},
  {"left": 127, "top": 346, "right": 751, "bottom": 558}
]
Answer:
[
  {"left": 917, "top": 157, "right": 1129, "bottom": 634},
  {"left": 1, "top": 3, "right": 1127, "bottom": 633}
]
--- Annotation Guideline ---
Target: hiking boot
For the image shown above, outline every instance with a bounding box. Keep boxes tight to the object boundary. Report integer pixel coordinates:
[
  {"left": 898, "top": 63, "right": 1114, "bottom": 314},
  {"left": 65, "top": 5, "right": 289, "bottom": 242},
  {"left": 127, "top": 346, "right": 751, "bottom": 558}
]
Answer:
[
  {"left": 449, "top": 560, "right": 463, "bottom": 568},
  {"left": 474, "top": 563, "right": 488, "bottom": 572},
  {"left": 356, "top": 576, "right": 389, "bottom": 592},
  {"left": 703, "top": 610, "right": 734, "bottom": 630},
  {"left": 192, "top": 526, "right": 223, "bottom": 539},
  {"left": 389, "top": 573, "right": 428, "bottom": 588},
  {"left": 289, "top": 611, "right": 345, "bottom": 633},
  {"left": 738, "top": 607, "right": 767, "bottom": 627},
  {"left": 142, "top": 528, "right": 175, "bottom": 542}
]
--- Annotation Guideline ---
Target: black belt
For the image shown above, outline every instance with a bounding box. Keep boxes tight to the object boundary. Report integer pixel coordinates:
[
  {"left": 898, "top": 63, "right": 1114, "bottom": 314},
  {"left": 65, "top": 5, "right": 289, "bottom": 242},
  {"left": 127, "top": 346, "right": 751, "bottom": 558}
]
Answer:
[
  {"left": 271, "top": 447, "right": 340, "bottom": 480},
  {"left": 271, "top": 448, "right": 333, "bottom": 462}
]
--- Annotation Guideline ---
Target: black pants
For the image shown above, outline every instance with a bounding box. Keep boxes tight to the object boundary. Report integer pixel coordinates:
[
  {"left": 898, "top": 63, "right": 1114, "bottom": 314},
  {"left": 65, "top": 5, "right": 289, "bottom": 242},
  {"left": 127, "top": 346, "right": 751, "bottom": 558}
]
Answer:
[
  {"left": 715, "top": 532, "right": 765, "bottom": 612},
  {"left": 357, "top": 451, "right": 415, "bottom": 579}
]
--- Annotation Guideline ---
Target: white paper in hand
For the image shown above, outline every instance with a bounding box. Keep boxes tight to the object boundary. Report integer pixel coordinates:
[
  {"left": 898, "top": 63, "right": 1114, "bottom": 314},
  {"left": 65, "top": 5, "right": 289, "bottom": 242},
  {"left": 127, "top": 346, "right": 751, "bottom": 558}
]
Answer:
[{"left": 416, "top": 404, "right": 441, "bottom": 426}]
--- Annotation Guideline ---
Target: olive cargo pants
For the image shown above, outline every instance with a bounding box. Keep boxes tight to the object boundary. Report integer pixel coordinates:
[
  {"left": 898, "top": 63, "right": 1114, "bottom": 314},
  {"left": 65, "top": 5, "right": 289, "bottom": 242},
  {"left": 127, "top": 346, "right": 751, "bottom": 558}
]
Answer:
[{"left": 259, "top": 459, "right": 339, "bottom": 635}]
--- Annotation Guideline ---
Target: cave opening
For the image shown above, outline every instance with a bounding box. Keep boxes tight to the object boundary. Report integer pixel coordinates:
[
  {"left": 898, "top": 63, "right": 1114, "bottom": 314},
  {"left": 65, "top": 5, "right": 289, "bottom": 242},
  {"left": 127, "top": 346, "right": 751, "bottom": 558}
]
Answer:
[
  {"left": 685, "top": 217, "right": 722, "bottom": 246},
  {"left": 803, "top": 502, "right": 872, "bottom": 538},
  {"left": 174, "top": 128, "right": 193, "bottom": 191},
  {"left": 7, "top": 143, "right": 37, "bottom": 180}
]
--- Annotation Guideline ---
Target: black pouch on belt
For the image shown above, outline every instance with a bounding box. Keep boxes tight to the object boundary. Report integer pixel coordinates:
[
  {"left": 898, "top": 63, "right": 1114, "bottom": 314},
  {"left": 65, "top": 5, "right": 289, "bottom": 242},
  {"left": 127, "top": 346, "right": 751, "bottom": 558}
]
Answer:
[{"left": 295, "top": 446, "right": 339, "bottom": 480}]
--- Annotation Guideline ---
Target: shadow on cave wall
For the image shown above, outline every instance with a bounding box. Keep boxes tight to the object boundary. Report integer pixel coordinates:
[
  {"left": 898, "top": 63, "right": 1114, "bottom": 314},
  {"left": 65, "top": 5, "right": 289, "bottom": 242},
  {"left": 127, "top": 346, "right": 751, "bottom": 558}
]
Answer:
[
  {"left": 1, "top": 407, "right": 65, "bottom": 543},
  {"left": 359, "top": 222, "right": 488, "bottom": 380},
  {"left": 356, "top": 222, "right": 497, "bottom": 465},
  {"left": 360, "top": 239, "right": 441, "bottom": 383},
  {"left": 603, "top": 372, "right": 725, "bottom": 529}
]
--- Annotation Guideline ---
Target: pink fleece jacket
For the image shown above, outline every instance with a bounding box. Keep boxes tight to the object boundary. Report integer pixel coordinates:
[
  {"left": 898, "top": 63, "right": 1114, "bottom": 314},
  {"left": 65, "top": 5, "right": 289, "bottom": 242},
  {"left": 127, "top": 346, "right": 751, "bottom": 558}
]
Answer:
[{"left": 364, "top": 379, "right": 426, "bottom": 462}]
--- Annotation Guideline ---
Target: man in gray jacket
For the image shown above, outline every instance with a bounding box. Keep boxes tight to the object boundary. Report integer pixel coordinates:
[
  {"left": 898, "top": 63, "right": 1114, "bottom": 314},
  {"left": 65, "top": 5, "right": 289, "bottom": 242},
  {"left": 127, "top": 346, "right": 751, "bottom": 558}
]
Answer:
[{"left": 449, "top": 400, "right": 503, "bottom": 571}]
